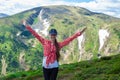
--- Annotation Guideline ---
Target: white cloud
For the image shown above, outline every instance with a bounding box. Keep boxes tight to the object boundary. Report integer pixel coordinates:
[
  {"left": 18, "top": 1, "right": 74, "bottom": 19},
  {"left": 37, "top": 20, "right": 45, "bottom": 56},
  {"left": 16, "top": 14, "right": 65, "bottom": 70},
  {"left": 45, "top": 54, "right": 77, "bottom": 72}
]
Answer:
[
  {"left": 71, "top": 0, "right": 120, "bottom": 18},
  {"left": 0, "top": 0, "right": 120, "bottom": 18},
  {"left": 0, "top": 0, "right": 67, "bottom": 15}
]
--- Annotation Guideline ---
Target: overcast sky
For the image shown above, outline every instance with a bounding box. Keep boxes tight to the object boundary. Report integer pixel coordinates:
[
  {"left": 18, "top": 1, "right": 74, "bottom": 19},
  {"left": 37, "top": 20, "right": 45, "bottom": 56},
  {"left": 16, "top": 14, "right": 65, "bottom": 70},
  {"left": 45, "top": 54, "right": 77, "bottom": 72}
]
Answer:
[{"left": 0, "top": 0, "right": 120, "bottom": 18}]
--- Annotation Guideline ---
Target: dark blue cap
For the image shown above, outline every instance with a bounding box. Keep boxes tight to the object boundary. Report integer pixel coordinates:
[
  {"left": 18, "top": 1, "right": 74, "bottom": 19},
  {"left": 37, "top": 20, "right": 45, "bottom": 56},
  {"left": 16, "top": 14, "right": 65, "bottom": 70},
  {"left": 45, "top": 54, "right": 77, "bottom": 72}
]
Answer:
[{"left": 49, "top": 29, "right": 57, "bottom": 35}]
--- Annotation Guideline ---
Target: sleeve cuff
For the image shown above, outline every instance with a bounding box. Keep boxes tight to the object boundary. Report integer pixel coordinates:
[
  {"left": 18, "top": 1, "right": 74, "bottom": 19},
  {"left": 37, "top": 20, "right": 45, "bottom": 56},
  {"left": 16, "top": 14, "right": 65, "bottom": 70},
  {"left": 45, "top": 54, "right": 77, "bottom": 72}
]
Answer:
[{"left": 76, "top": 32, "right": 81, "bottom": 36}]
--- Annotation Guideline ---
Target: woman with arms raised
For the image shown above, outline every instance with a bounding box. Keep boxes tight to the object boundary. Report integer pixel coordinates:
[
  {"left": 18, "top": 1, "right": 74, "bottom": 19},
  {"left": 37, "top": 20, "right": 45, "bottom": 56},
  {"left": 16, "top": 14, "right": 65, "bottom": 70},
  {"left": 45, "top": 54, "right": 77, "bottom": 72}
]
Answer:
[{"left": 23, "top": 20, "right": 87, "bottom": 80}]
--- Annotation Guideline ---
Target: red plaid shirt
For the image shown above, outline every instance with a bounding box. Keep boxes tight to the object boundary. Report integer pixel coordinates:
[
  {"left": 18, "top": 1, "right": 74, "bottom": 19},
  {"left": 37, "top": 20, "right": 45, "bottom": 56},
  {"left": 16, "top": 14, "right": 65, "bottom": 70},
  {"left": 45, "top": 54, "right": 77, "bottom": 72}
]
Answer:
[{"left": 26, "top": 26, "right": 81, "bottom": 66}]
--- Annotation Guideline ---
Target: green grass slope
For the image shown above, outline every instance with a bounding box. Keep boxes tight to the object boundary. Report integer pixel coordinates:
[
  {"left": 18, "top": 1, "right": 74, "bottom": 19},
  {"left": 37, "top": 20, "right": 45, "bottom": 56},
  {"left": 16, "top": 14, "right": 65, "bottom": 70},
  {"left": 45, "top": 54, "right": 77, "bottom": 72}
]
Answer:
[{"left": 1, "top": 54, "right": 120, "bottom": 80}]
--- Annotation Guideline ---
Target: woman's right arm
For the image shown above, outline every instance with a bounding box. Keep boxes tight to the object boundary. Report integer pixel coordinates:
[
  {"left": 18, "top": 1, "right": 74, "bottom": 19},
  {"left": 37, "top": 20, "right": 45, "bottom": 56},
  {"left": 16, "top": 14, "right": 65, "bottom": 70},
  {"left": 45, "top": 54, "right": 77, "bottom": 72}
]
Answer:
[
  {"left": 22, "top": 20, "right": 45, "bottom": 45},
  {"left": 25, "top": 25, "right": 45, "bottom": 45}
]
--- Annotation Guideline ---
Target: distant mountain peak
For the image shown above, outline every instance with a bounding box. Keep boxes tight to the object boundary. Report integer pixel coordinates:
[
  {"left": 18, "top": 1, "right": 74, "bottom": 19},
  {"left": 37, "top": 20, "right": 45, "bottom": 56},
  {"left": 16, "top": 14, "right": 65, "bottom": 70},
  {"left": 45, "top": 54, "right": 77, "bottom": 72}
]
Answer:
[{"left": 0, "top": 13, "right": 9, "bottom": 18}]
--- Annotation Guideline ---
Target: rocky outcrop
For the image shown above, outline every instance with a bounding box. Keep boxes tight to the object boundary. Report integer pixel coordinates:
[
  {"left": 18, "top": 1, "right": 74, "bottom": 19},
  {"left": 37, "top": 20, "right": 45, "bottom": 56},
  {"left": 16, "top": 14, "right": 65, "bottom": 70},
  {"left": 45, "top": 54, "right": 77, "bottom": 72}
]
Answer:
[
  {"left": 19, "top": 51, "right": 29, "bottom": 71},
  {"left": 1, "top": 56, "right": 7, "bottom": 75}
]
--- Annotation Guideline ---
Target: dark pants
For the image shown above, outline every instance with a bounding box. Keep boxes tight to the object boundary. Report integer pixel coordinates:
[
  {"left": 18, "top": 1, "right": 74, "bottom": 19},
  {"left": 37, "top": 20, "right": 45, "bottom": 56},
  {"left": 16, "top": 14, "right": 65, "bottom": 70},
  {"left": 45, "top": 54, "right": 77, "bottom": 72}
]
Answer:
[{"left": 43, "top": 67, "right": 58, "bottom": 80}]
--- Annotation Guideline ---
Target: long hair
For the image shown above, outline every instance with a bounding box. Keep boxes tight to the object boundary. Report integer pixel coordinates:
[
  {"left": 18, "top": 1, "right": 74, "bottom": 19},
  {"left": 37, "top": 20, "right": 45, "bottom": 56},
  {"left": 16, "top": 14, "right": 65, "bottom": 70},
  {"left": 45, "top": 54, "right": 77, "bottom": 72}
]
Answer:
[{"left": 55, "top": 39, "right": 60, "bottom": 61}]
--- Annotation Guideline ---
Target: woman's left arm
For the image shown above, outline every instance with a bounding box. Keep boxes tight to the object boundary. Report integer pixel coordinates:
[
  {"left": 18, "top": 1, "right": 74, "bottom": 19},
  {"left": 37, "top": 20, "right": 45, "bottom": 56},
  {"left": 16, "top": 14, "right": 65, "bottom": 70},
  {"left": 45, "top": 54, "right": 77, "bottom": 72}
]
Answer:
[{"left": 59, "top": 27, "right": 87, "bottom": 48}]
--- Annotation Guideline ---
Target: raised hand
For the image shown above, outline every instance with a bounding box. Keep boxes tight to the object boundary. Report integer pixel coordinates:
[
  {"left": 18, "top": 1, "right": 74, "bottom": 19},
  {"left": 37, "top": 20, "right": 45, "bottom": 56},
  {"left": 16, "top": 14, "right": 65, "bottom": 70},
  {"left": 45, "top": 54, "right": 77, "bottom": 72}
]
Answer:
[
  {"left": 23, "top": 20, "right": 26, "bottom": 26},
  {"left": 22, "top": 20, "right": 29, "bottom": 26},
  {"left": 80, "top": 27, "right": 87, "bottom": 34}
]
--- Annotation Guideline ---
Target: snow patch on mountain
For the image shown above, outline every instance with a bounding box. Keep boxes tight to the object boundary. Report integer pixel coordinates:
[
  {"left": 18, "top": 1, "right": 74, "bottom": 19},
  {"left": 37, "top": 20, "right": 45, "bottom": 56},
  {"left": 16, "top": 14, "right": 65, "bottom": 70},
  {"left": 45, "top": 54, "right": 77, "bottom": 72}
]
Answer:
[
  {"left": 32, "top": 9, "right": 50, "bottom": 36},
  {"left": 99, "top": 29, "right": 109, "bottom": 51},
  {"left": 77, "top": 34, "right": 85, "bottom": 61}
]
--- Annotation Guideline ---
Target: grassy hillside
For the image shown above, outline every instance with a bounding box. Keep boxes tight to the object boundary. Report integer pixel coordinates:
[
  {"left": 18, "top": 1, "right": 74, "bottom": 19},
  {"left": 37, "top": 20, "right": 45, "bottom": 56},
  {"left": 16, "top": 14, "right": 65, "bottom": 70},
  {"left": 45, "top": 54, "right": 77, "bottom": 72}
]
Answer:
[
  {"left": 0, "top": 7, "right": 43, "bottom": 73},
  {"left": 1, "top": 54, "right": 120, "bottom": 80},
  {"left": 0, "top": 5, "right": 120, "bottom": 75}
]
